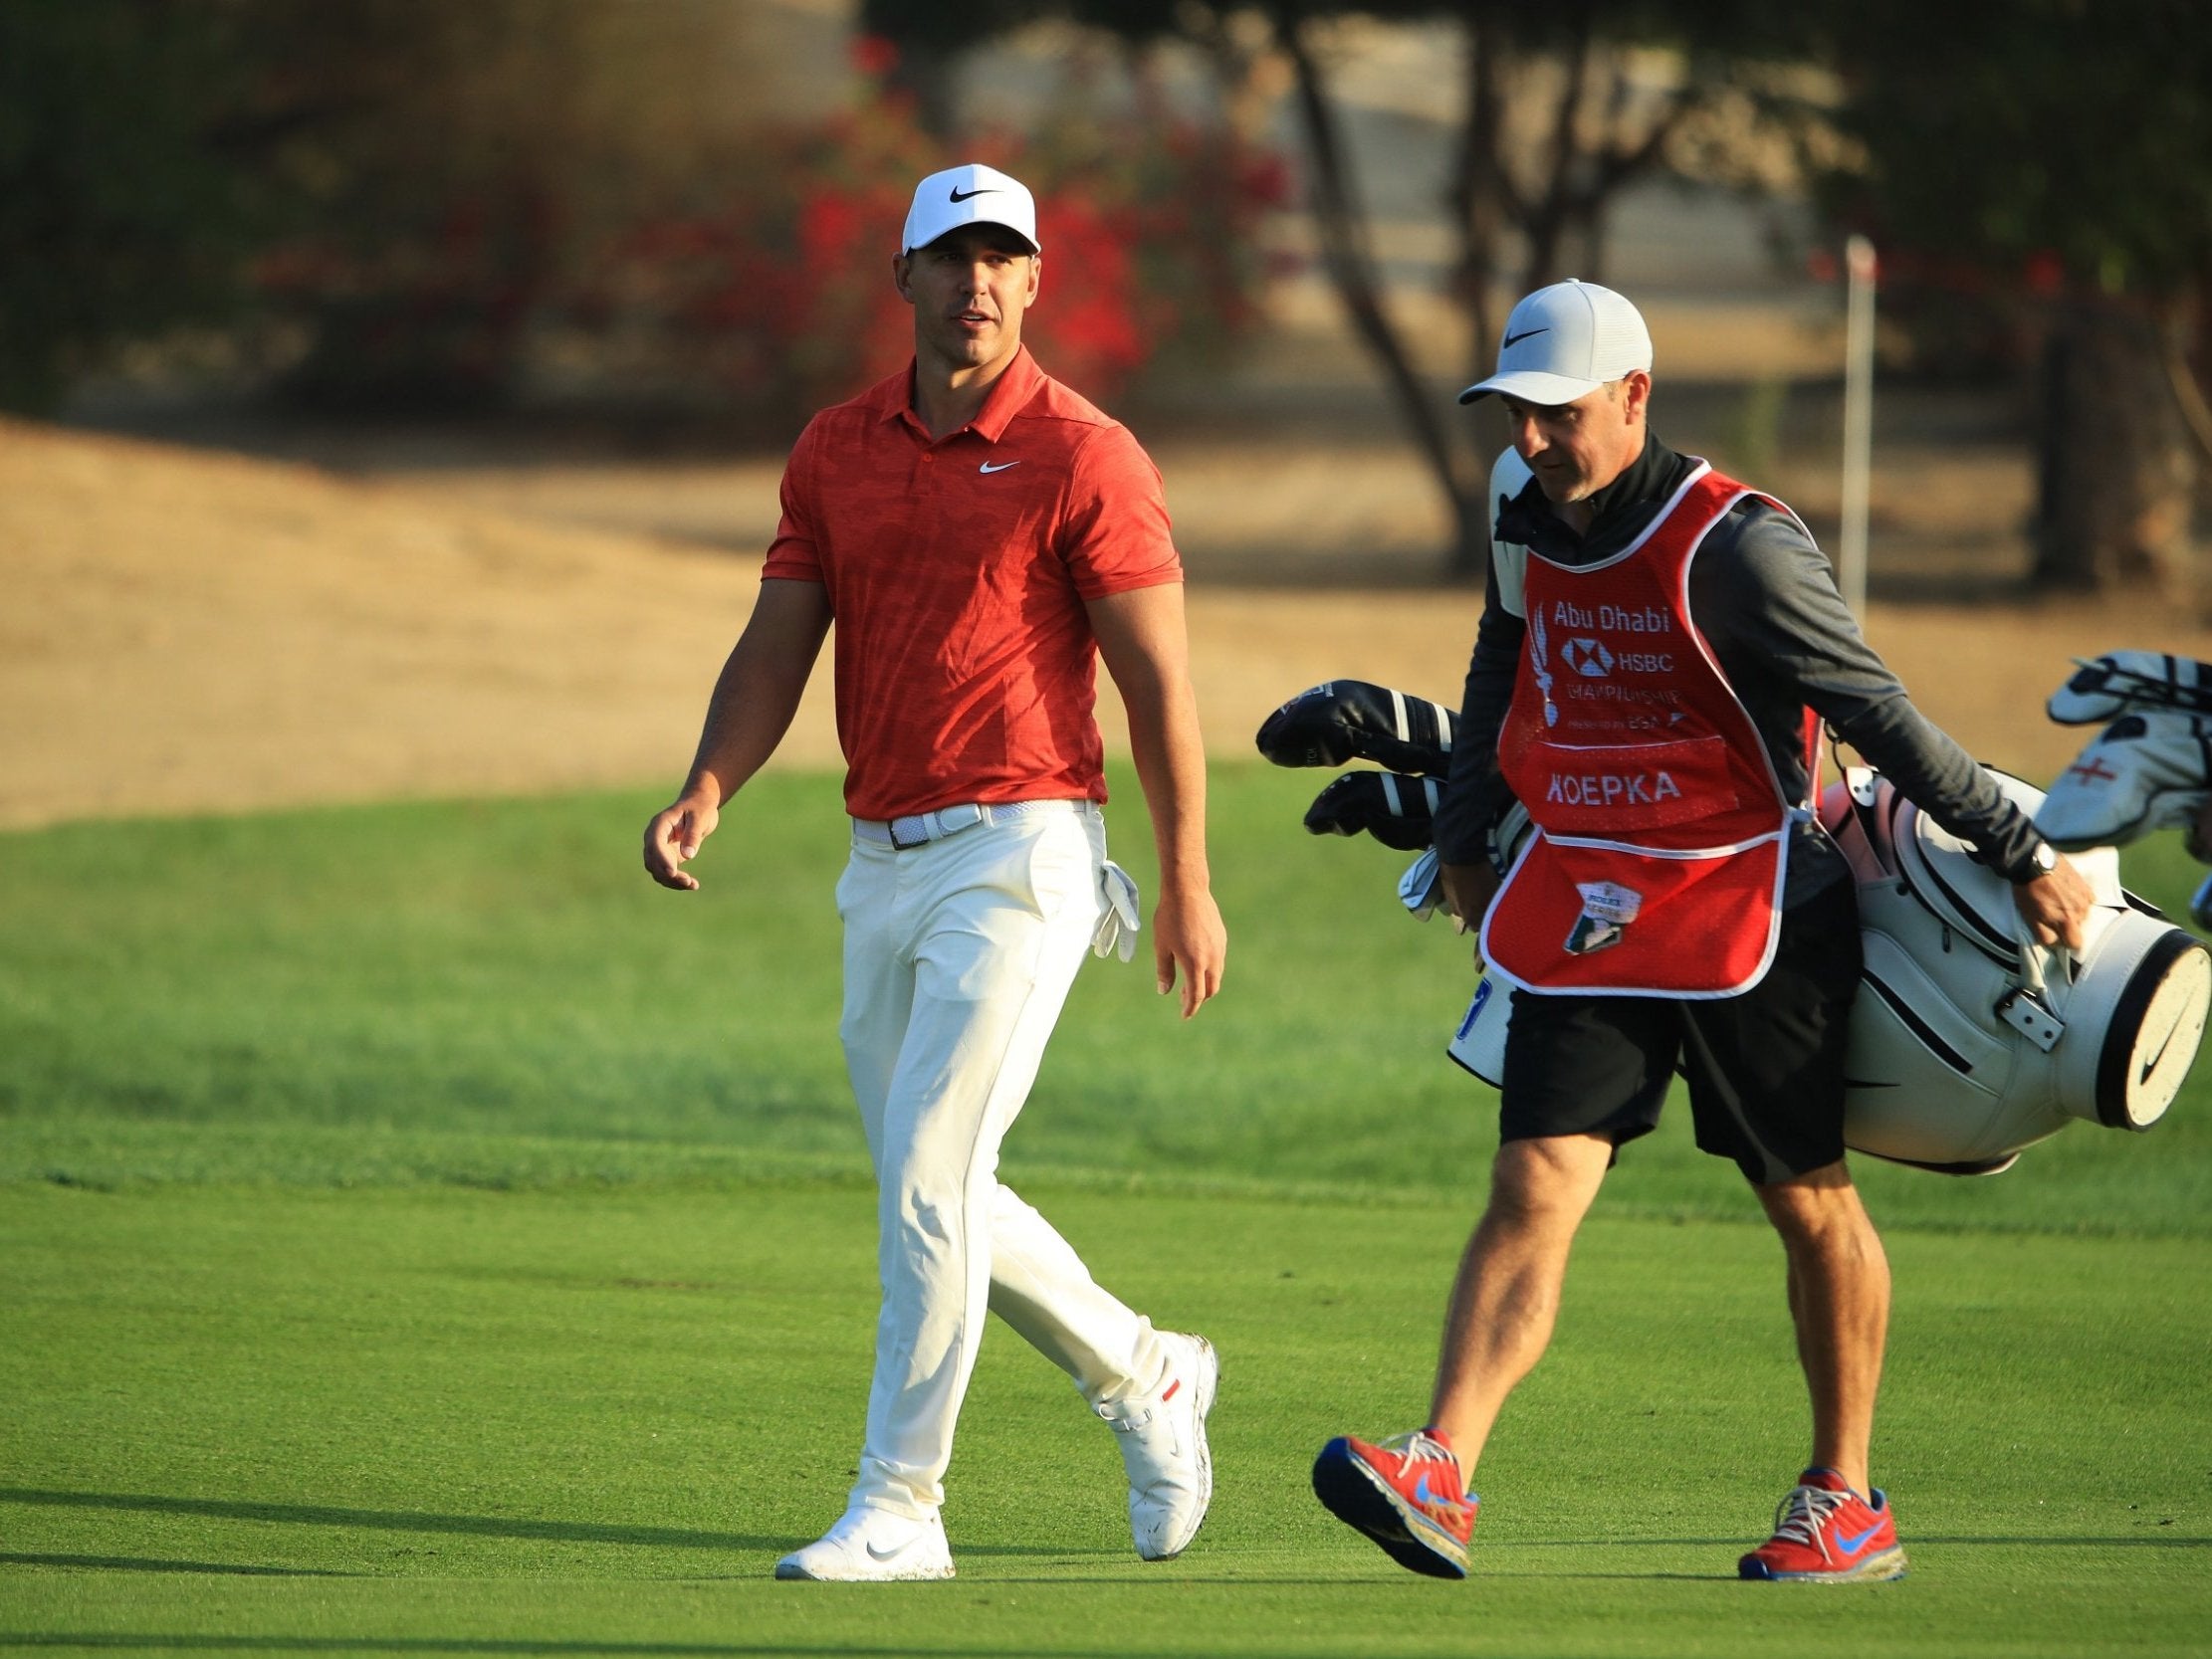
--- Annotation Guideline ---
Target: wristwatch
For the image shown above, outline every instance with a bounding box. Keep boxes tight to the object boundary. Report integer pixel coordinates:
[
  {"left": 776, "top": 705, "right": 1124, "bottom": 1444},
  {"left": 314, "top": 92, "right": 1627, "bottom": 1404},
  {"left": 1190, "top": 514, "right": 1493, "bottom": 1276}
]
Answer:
[{"left": 2023, "top": 839, "right": 2059, "bottom": 880}]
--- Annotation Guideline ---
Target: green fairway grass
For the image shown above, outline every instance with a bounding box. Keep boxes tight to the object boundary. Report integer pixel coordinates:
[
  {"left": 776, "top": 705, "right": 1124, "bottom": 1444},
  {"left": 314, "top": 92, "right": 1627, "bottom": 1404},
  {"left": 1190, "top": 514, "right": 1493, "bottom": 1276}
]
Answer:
[
  {"left": 3, "top": 766, "right": 2209, "bottom": 1655},
  {"left": 3, "top": 1184, "right": 2207, "bottom": 1656},
  {"left": 5, "top": 766, "right": 2210, "bottom": 1231}
]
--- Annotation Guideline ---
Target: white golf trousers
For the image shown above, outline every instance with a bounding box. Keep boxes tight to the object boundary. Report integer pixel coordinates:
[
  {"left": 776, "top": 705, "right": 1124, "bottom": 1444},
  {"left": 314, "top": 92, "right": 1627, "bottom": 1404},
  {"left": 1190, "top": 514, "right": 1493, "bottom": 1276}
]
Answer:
[{"left": 835, "top": 801, "right": 1167, "bottom": 1519}]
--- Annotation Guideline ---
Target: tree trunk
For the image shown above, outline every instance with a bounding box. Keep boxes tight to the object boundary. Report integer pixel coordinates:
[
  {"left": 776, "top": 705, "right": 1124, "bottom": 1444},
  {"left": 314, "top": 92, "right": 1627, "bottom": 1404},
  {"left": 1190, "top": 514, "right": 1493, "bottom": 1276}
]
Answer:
[
  {"left": 2033, "top": 297, "right": 2197, "bottom": 595},
  {"left": 1518, "top": 17, "right": 1594, "bottom": 289},
  {"left": 1271, "top": 10, "right": 1488, "bottom": 578},
  {"left": 1448, "top": 10, "right": 1510, "bottom": 379},
  {"left": 881, "top": 36, "right": 961, "bottom": 139}
]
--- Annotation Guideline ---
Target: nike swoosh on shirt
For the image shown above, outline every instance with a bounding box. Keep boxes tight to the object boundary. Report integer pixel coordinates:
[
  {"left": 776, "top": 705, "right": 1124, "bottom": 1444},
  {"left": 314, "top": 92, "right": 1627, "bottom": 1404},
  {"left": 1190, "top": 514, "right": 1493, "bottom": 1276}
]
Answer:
[
  {"left": 1500, "top": 326, "right": 1552, "bottom": 348},
  {"left": 979, "top": 460, "right": 1020, "bottom": 473}
]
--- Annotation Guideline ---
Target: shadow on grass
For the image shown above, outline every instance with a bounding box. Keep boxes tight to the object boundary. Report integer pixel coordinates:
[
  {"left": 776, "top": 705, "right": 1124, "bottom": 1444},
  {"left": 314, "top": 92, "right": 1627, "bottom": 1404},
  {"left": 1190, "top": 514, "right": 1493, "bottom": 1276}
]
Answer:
[
  {"left": 0, "top": 1555, "right": 352, "bottom": 1577},
  {"left": 0, "top": 1645, "right": 1246, "bottom": 1658},
  {"left": 1512, "top": 1535, "right": 2211, "bottom": 1552},
  {"left": 0, "top": 1489, "right": 1114, "bottom": 1562},
  {"left": 0, "top": 1488, "right": 771, "bottom": 1552}
]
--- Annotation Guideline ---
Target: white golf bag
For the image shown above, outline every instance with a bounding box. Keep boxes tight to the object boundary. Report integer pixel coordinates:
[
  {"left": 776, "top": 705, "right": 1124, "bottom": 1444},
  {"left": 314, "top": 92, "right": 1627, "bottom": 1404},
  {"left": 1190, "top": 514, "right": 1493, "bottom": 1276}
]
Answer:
[
  {"left": 1260, "top": 675, "right": 2210, "bottom": 1175},
  {"left": 1449, "top": 769, "right": 2209, "bottom": 1173}
]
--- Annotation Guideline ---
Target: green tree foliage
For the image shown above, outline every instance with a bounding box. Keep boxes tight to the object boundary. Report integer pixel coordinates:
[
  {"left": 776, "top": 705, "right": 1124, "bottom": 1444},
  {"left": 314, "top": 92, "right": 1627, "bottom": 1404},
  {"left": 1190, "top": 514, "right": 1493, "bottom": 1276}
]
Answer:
[
  {"left": 867, "top": 1, "right": 1828, "bottom": 573},
  {"left": 0, "top": 1, "right": 267, "bottom": 411},
  {"left": 1824, "top": 0, "right": 2211, "bottom": 301},
  {"left": 1821, "top": 0, "right": 2212, "bottom": 590}
]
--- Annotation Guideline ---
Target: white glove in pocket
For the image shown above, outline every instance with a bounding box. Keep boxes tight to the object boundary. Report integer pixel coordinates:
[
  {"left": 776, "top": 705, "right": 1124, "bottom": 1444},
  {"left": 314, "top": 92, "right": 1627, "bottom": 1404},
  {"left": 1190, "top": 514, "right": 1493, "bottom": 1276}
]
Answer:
[{"left": 1093, "top": 860, "right": 1142, "bottom": 961}]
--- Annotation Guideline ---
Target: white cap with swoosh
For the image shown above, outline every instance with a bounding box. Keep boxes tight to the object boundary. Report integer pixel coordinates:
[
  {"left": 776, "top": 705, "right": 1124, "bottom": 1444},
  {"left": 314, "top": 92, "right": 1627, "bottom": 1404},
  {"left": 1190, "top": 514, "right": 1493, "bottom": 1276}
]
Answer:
[
  {"left": 901, "top": 163, "right": 1040, "bottom": 256},
  {"left": 1458, "top": 279, "right": 1652, "bottom": 406}
]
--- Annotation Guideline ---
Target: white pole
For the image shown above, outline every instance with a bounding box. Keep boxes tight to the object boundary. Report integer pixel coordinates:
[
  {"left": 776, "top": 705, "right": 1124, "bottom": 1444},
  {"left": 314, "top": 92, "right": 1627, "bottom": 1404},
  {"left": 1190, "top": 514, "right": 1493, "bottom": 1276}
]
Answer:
[{"left": 1838, "top": 234, "right": 1877, "bottom": 618}]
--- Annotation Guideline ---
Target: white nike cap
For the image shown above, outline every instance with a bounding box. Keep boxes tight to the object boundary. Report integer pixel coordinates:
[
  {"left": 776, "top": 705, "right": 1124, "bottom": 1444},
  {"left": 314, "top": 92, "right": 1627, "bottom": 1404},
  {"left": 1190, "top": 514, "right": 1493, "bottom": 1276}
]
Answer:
[
  {"left": 1458, "top": 279, "right": 1652, "bottom": 405},
  {"left": 900, "top": 163, "right": 1040, "bottom": 256}
]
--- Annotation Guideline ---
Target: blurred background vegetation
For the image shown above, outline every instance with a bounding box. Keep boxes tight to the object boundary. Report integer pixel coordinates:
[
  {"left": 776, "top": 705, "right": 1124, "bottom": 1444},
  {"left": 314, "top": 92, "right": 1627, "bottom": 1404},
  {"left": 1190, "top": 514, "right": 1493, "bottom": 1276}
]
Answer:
[{"left": 2, "top": 0, "right": 2206, "bottom": 591}]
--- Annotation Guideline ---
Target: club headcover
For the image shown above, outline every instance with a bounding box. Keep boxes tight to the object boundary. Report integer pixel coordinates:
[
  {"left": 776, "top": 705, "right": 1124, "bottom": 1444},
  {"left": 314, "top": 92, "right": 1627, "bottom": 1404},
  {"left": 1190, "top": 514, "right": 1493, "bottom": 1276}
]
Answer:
[
  {"left": 2035, "top": 710, "right": 2212, "bottom": 852},
  {"left": 2048, "top": 651, "right": 2212, "bottom": 725},
  {"left": 1256, "top": 680, "right": 1456, "bottom": 774},
  {"left": 1302, "top": 769, "right": 1440, "bottom": 851}
]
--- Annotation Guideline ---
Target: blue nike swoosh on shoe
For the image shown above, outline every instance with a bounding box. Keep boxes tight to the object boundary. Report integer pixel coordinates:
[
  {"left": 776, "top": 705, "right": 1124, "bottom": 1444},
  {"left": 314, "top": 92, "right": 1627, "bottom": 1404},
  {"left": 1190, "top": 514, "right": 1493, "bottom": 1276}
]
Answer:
[
  {"left": 1412, "top": 1474, "right": 1445, "bottom": 1509},
  {"left": 1836, "top": 1522, "right": 1885, "bottom": 1555}
]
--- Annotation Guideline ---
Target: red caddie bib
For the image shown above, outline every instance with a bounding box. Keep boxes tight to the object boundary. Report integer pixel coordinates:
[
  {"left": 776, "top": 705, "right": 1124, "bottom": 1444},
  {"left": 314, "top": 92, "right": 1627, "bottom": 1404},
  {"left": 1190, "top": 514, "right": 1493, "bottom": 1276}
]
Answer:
[{"left": 1477, "top": 462, "right": 1820, "bottom": 997}]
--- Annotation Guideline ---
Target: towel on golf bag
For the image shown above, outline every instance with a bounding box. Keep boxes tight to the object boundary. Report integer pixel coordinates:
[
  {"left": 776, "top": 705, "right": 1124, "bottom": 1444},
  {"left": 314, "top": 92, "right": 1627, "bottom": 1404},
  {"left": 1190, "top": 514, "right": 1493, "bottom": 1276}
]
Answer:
[
  {"left": 2036, "top": 710, "right": 2212, "bottom": 852},
  {"left": 2047, "top": 651, "right": 2212, "bottom": 725},
  {"left": 1302, "top": 770, "right": 1441, "bottom": 851},
  {"left": 1255, "top": 681, "right": 1455, "bottom": 774}
]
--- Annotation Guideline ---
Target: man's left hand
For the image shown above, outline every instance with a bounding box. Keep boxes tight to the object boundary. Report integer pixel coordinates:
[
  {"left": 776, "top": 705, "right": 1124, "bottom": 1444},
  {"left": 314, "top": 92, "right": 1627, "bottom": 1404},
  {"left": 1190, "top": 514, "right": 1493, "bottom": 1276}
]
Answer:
[
  {"left": 1153, "top": 886, "right": 1227, "bottom": 1019},
  {"left": 2013, "top": 853, "right": 2096, "bottom": 952}
]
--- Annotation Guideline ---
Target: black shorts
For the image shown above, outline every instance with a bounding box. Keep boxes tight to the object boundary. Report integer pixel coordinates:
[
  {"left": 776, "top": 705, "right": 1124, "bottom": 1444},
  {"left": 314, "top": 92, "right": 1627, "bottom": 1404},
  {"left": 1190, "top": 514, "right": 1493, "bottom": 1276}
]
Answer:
[{"left": 1497, "top": 875, "right": 1862, "bottom": 1185}]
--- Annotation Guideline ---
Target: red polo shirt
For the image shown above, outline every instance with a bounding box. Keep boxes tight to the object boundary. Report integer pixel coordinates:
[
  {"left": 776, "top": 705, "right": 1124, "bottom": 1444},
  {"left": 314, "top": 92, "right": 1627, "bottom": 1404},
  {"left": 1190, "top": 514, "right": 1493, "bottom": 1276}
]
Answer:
[{"left": 762, "top": 347, "right": 1183, "bottom": 821}]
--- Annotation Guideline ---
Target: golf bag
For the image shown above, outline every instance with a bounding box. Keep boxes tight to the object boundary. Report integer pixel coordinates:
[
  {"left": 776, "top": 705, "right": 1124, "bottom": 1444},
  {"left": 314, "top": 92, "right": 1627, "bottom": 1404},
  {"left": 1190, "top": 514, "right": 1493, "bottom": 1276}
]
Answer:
[{"left": 1261, "top": 680, "right": 2210, "bottom": 1175}]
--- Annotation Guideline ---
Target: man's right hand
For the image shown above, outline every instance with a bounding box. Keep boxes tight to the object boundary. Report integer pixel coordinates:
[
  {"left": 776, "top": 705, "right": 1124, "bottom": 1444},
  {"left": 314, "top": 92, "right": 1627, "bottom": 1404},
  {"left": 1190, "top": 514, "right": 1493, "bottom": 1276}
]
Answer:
[
  {"left": 643, "top": 793, "right": 720, "bottom": 891},
  {"left": 1438, "top": 861, "right": 1501, "bottom": 962},
  {"left": 2013, "top": 851, "right": 2095, "bottom": 952}
]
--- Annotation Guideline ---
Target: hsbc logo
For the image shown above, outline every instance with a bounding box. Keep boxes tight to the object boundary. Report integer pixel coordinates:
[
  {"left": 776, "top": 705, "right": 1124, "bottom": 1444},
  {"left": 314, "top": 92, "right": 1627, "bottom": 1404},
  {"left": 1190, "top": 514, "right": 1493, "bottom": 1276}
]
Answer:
[{"left": 1562, "top": 637, "right": 1614, "bottom": 678}]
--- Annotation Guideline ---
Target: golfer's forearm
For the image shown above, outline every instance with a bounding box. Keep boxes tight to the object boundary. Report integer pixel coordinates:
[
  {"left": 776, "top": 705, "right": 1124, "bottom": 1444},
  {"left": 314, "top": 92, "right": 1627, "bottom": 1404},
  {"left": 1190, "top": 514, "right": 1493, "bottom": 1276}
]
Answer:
[
  {"left": 682, "top": 579, "right": 830, "bottom": 804},
  {"left": 1124, "top": 684, "right": 1213, "bottom": 895},
  {"left": 684, "top": 651, "right": 808, "bottom": 803},
  {"left": 1086, "top": 583, "right": 1213, "bottom": 892}
]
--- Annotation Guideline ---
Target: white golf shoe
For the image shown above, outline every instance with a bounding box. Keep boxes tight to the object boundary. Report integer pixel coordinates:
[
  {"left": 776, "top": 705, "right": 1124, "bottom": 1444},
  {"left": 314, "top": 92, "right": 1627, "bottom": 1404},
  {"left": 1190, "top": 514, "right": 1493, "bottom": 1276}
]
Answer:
[
  {"left": 1097, "top": 1331, "right": 1217, "bottom": 1560},
  {"left": 773, "top": 1506, "right": 956, "bottom": 1581}
]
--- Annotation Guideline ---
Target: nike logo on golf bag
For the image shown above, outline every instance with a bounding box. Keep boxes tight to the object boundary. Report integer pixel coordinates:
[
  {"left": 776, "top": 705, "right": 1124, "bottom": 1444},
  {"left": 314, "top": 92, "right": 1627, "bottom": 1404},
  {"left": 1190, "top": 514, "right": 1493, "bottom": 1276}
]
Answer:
[{"left": 2141, "top": 1018, "right": 2181, "bottom": 1084}]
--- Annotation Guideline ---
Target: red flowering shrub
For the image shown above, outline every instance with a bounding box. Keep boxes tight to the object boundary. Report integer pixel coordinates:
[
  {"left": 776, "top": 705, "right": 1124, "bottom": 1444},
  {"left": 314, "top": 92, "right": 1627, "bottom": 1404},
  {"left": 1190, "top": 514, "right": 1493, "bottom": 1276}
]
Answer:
[
  {"left": 576, "top": 92, "right": 1286, "bottom": 416},
  {"left": 255, "top": 77, "right": 1288, "bottom": 421}
]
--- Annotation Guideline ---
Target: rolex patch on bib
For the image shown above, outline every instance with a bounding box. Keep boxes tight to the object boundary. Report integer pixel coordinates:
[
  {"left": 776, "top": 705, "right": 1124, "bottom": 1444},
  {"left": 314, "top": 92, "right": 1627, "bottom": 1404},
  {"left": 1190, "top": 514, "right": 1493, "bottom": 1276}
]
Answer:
[{"left": 1565, "top": 880, "right": 1644, "bottom": 955}]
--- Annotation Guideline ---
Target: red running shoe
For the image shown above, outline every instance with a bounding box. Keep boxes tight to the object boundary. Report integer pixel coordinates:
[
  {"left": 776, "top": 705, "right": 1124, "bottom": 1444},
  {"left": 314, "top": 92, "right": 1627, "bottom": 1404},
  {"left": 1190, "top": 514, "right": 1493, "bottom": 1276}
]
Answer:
[
  {"left": 1311, "top": 1428, "right": 1477, "bottom": 1578},
  {"left": 1738, "top": 1467, "right": 1907, "bottom": 1581}
]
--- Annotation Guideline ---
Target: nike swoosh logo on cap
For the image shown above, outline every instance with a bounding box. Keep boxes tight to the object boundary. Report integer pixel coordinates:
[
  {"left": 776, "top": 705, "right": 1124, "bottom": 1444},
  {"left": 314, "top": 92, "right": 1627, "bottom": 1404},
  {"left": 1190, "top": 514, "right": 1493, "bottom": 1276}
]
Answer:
[
  {"left": 979, "top": 460, "right": 1020, "bottom": 474},
  {"left": 949, "top": 186, "right": 996, "bottom": 203},
  {"left": 1500, "top": 326, "right": 1551, "bottom": 349}
]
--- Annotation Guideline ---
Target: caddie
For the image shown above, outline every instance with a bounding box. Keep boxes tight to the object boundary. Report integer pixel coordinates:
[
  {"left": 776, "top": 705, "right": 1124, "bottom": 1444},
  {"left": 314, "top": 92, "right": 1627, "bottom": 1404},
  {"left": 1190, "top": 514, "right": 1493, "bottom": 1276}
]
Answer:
[
  {"left": 644, "top": 162, "right": 1227, "bottom": 1581},
  {"left": 1311, "top": 280, "right": 2094, "bottom": 1581}
]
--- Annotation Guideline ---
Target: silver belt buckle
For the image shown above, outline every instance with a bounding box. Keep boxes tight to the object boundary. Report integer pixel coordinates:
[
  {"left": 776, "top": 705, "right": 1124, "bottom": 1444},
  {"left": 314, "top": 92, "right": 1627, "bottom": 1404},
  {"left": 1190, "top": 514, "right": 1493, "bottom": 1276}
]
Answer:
[{"left": 888, "top": 803, "right": 986, "bottom": 849}]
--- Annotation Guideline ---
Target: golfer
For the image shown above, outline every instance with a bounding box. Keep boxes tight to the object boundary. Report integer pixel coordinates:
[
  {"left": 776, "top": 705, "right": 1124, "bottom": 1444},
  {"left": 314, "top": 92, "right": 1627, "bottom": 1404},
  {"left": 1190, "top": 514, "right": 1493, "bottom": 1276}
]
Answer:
[
  {"left": 645, "top": 163, "right": 1226, "bottom": 1581},
  {"left": 1312, "top": 280, "right": 2093, "bottom": 1581}
]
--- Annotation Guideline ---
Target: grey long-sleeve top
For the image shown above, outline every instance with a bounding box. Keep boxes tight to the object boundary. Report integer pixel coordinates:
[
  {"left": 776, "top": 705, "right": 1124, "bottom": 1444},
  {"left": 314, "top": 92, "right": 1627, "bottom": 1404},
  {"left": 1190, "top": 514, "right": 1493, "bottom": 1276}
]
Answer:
[{"left": 1430, "top": 434, "right": 2043, "bottom": 905}]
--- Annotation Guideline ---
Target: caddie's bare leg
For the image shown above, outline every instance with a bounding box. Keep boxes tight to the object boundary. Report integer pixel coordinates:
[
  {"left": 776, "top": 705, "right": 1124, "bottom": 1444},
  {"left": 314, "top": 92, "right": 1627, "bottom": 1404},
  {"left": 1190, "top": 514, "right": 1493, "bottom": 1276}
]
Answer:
[
  {"left": 1754, "top": 1159, "right": 1889, "bottom": 1497},
  {"left": 1428, "top": 1132, "right": 1614, "bottom": 1478}
]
